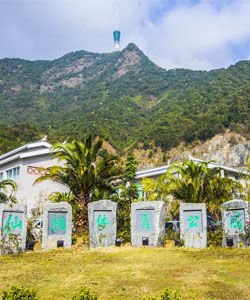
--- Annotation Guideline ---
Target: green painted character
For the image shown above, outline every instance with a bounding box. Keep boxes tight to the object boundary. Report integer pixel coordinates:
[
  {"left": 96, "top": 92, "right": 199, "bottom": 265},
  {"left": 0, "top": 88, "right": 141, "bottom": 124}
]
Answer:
[
  {"left": 140, "top": 211, "right": 150, "bottom": 230},
  {"left": 187, "top": 216, "right": 199, "bottom": 228},
  {"left": 96, "top": 214, "right": 110, "bottom": 231},
  {"left": 3, "top": 214, "right": 22, "bottom": 234},
  {"left": 49, "top": 214, "right": 66, "bottom": 232},
  {"left": 230, "top": 212, "right": 242, "bottom": 230}
]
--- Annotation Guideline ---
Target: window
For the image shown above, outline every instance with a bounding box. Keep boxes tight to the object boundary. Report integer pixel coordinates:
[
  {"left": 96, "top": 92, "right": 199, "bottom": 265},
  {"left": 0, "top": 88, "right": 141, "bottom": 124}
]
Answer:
[{"left": 6, "top": 167, "right": 20, "bottom": 179}]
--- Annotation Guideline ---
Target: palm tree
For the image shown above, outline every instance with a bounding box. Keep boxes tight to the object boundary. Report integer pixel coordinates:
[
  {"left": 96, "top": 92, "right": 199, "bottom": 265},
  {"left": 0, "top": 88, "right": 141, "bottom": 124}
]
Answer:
[
  {"left": 156, "top": 160, "right": 242, "bottom": 220},
  {"left": 35, "top": 136, "right": 123, "bottom": 231},
  {"left": 0, "top": 179, "right": 17, "bottom": 204}
]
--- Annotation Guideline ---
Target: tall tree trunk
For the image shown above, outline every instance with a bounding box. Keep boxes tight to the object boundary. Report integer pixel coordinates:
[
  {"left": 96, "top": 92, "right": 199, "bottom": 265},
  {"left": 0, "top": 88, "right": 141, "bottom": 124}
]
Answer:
[{"left": 74, "top": 193, "right": 89, "bottom": 235}]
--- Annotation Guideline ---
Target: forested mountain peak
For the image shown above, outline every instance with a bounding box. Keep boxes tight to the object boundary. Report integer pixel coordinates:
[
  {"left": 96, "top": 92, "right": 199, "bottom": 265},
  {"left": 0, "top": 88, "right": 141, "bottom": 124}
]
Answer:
[{"left": 0, "top": 44, "right": 249, "bottom": 153}]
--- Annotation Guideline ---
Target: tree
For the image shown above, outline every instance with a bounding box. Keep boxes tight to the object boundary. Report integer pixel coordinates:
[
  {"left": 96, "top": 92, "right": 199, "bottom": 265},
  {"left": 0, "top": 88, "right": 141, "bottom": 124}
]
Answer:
[
  {"left": 35, "top": 136, "right": 123, "bottom": 232},
  {"left": 0, "top": 179, "right": 17, "bottom": 204},
  {"left": 144, "top": 160, "right": 242, "bottom": 220},
  {"left": 117, "top": 152, "right": 139, "bottom": 242}
]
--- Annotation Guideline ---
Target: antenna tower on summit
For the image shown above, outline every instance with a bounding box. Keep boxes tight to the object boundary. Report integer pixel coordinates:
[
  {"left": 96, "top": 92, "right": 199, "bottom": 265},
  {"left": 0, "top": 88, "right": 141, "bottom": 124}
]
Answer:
[{"left": 113, "top": 6, "right": 121, "bottom": 51}]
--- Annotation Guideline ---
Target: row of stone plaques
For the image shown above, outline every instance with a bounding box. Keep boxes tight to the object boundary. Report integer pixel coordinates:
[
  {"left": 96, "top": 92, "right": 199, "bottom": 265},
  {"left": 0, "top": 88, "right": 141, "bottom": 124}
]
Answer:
[
  {"left": 0, "top": 202, "right": 72, "bottom": 253},
  {"left": 88, "top": 200, "right": 166, "bottom": 248},
  {"left": 89, "top": 199, "right": 249, "bottom": 249},
  {"left": 1, "top": 199, "right": 249, "bottom": 252}
]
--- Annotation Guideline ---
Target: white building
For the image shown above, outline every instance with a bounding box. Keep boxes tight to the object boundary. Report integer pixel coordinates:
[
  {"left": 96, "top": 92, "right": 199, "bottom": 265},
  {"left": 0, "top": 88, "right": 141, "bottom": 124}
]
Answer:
[
  {"left": 0, "top": 139, "right": 245, "bottom": 213},
  {"left": 135, "top": 157, "right": 244, "bottom": 200},
  {"left": 0, "top": 139, "right": 67, "bottom": 215}
]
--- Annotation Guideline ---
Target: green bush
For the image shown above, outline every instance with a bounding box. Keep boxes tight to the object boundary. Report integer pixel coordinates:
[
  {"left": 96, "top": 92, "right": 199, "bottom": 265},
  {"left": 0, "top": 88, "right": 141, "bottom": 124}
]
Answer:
[
  {"left": 207, "top": 226, "right": 223, "bottom": 247},
  {"left": 159, "top": 288, "right": 181, "bottom": 300},
  {"left": 2, "top": 286, "right": 38, "bottom": 300},
  {"left": 166, "top": 229, "right": 180, "bottom": 241},
  {"left": 0, "top": 232, "right": 22, "bottom": 255},
  {"left": 143, "top": 287, "right": 181, "bottom": 300},
  {"left": 72, "top": 286, "right": 98, "bottom": 300}
]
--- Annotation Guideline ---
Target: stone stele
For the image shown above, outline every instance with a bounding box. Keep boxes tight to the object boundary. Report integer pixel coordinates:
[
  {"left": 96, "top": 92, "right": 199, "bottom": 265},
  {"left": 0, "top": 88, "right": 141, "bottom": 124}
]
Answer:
[
  {"left": 180, "top": 203, "right": 207, "bottom": 248},
  {"left": 131, "top": 201, "right": 166, "bottom": 247},
  {"left": 221, "top": 199, "right": 250, "bottom": 247},
  {"left": 42, "top": 202, "right": 72, "bottom": 251},
  {"left": 88, "top": 200, "right": 117, "bottom": 248},
  {"left": 0, "top": 204, "right": 27, "bottom": 253}
]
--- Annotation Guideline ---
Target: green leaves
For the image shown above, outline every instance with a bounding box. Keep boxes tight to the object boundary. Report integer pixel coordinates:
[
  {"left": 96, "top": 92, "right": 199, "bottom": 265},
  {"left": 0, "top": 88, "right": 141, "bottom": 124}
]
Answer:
[
  {"left": 0, "top": 179, "right": 17, "bottom": 204},
  {"left": 144, "top": 160, "right": 242, "bottom": 218},
  {"left": 0, "top": 46, "right": 249, "bottom": 153}
]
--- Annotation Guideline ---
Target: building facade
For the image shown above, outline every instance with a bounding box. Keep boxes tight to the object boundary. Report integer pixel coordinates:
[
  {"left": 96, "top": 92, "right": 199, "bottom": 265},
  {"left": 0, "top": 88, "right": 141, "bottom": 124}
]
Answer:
[
  {"left": 135, "top": 157, "right": 244, "bottom": 200},
  {"left": 0, "top": 140, "right": 67, "bottom": 215},
  {"left": 0, "top": 140, "right": 245, "bottom": 214}
]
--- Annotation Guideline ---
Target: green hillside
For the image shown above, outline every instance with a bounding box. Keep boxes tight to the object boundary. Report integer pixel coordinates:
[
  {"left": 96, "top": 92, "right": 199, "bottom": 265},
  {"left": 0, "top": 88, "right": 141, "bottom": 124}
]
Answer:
[
  {"left": 0, "top": 43, "right": 249, "bottom": 152},
  {"left": 0, "top": 123, "right": 41, "bottom": 155}
]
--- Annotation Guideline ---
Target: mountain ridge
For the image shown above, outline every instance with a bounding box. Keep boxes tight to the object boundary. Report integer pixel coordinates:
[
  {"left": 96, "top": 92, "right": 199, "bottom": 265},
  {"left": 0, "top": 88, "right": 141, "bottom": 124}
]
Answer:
[{"left": 0, "top": 43, "right": 249, "bottom": 153}]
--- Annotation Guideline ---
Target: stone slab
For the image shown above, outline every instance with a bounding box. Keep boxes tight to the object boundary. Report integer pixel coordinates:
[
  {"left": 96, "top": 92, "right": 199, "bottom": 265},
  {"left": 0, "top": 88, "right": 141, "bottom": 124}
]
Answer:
[
  {"left": 88, "top": 200, "right": 117, "bottom": 248},
  {"left": 131, "top": 201, "right": 166, "bottom": 247},
  {"left": 42, "top": 202, "right": 72, "bottom": 251},
  {"left": 0, "top": 204, "right": 27, "bottom": 252},
  {"left": 180, "top": 203, "right": 207, "bottom": 248},
  {"left": 221, "top": 199, "right": 249, "bottom": 247}
]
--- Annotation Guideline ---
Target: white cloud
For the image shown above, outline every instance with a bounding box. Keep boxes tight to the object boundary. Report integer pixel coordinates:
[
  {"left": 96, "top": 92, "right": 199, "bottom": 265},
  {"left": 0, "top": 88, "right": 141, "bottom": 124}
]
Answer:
[
  {"left": 140, "top": 0, "right": 250, "bottom": 69},
  {"left": 0, "top": 0, "right": 249, "bottom": 70}
]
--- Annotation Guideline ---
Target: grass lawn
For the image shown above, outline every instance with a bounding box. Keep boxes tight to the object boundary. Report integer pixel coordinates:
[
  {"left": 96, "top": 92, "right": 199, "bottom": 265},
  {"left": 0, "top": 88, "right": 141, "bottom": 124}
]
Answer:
[{"left": 0, "top": 244, "right": 249, "bottom": 300}]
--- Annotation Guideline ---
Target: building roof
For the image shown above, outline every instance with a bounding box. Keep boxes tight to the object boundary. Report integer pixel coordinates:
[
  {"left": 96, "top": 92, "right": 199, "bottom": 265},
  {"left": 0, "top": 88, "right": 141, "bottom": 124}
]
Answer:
[
  {"left": 0, "top": 140, "right": 52, "bottom": 167},
  {"left": 136, "top": 165, "right": 169, "bottom": 179},
  {"left": 136, "top": 156, "right": 243, "bottom": 180}
]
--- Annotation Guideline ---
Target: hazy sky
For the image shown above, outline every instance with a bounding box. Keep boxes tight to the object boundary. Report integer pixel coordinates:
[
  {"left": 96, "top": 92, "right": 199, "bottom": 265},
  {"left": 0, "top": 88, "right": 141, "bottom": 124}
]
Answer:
[{"left": 0, "top": 0, "right": 250, "bottom": 70}]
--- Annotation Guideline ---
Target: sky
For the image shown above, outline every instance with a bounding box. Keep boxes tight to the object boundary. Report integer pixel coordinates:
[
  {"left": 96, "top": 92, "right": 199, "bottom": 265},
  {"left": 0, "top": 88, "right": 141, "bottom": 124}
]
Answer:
[{"left": 0, "top": 0, "right": 250, "bottom": 70}]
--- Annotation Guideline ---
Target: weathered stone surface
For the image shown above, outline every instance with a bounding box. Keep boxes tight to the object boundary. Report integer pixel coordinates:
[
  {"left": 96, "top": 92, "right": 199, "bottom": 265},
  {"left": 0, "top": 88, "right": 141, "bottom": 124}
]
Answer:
[
  {"left": 0, "top": 204, "right": 27, "bottom": 252},
  {"left": 131, "top": 201, "right": 166, "bottom": 247},
  {"left": 180, "top": 203, "right": 207, "bottom": 248},
  {"left": 221, "top": 199, "right": 250, "bottom": 247},
  {"left": 42, "top": 202, "right": 72, "bottom": 251},
  {"left": 88, "top": 200, "right": 117, "bottom": 248}
]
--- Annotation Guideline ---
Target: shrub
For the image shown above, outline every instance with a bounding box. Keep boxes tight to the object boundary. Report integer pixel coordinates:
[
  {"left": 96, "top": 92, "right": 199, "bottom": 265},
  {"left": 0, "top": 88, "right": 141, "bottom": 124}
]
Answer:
[
  {"left": 72, "top": 286, "right": 98, "bottom": 300},
  {"left": 148, "top": 151, "right": 153, "bottom": 159},
  {"left": 0, "top": 232, "right": 22, "bottom": 255},
  {"left": 207, "top": 226, "right": 223, "bottom": 247},
  {"left": 166, "top": 229, "right": 179, "bottom": 241},
  {"left": 2, "top": 286, "right": 38, "bottom": 300},
  {"left": 143, "top": 287, "right": 181, "bottom": 300},
  {"left": 159, "top": 288, "right": 181, "bottom": 300}
]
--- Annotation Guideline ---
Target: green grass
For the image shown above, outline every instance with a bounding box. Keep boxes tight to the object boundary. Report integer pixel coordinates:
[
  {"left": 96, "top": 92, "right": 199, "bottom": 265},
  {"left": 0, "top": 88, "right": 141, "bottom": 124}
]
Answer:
[{"left": 0, "top": 245, "right": 249, "bottom": 300}]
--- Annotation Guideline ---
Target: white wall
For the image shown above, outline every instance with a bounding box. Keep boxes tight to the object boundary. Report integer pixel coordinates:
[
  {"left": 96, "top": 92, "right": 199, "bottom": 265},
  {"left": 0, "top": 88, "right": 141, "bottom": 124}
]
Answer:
[{"left": 0, "top": 153, "right": 68, "bottom": 216}]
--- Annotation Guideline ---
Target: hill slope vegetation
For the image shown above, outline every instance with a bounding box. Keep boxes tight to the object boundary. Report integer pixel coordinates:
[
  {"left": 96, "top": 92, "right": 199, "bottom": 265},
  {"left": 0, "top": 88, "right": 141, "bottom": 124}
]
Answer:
[{"left": 0, "top": 43, "right": 249, "bottom": 152}]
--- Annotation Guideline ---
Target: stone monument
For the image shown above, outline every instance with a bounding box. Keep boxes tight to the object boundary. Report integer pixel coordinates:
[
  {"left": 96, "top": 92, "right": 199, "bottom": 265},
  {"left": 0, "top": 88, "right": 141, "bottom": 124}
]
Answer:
[
  {"left": 131, "top": 201, "right": 166, "bottom": 247},
  {"left": 88, "top": 200, "right": 117, "bottom": 248},
  {"left": 180, "top": 203, "right": 207, "bottom": 248},
  {"left": 42, "top": 202, "right": 72, "bottom": 251},
  {"left": 0, "top": 204, "right": 27, "bottom": 253},
  {"left": 222, "top": 199, "right": 249, "bottom": 247}
]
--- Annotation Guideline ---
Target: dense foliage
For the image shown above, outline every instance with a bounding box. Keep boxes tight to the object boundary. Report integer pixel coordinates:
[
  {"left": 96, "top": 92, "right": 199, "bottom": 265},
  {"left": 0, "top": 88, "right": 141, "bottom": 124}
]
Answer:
[
  {"left": 0, "top": 123, "right": 41, "bottom": 155},
  {"left": 117, "top": 152, "right": 139, "bottom": 242},
  {"left": 143, "top": 287, "right": 181, "bottom": 300},
  {"left": 0, "top": 178, "right": 17, "bottom": 204},
  {"left": 142, "top": 160, "right": 242, "bottom": 219},
  {"left": 2, "top": 286, "right": 38, "bottom": 300},
  {"left": 0, "top": 43, "right": 249, "bottom": 152},
  {"left": 71, "top": 286, "right": 98, "bottom": 300},
  {"left": 34, "top": 136, "right": 123, "bottom": 232}
]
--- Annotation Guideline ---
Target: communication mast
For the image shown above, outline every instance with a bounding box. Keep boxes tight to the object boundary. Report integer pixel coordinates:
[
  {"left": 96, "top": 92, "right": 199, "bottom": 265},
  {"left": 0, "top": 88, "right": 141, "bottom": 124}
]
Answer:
[{"left": 113, "top": 10, "right": 121, "bottom": 51}]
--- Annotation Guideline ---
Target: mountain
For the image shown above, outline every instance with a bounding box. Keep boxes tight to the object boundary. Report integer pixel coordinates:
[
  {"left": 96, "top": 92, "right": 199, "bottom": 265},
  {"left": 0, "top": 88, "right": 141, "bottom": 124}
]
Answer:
[
  {"left": 0, "top": 123, "right": 41, "bottom": 155},
  {"left": 0, "top": 43, "right": 249, "bottom": 153}
]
